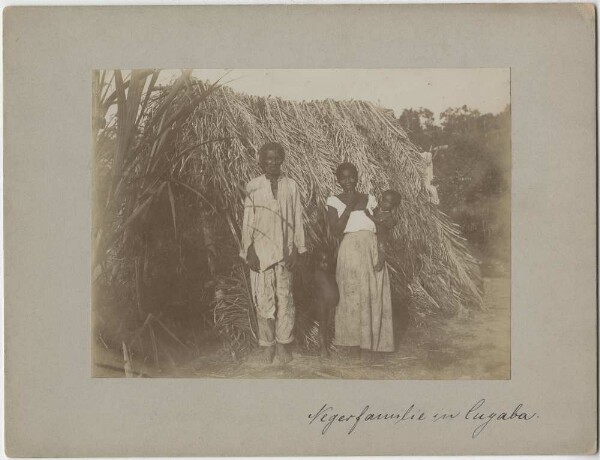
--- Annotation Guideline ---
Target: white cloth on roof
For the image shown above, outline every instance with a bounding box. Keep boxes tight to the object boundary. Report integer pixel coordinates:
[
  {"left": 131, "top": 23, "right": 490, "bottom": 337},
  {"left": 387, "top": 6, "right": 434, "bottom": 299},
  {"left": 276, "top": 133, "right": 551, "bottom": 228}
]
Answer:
[
  {"left": 326, "top": 194, "right": 378, "bottom": 234},
  {"left": 420, "top": 151, "right": 440, "bottom": 205}
]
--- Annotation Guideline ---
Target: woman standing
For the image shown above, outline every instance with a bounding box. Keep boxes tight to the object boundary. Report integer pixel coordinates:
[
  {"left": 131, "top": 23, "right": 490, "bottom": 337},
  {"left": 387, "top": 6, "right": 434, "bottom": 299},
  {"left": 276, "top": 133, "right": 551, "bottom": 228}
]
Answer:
[{"left": 326, "top": 163, "right": 394, "bottom": 359}]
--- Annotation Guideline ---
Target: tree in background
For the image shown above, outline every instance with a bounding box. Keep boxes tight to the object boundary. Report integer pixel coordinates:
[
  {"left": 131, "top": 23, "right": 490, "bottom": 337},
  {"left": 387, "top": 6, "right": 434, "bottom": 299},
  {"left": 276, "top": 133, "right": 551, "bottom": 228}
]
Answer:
[
  {"left": 398, "top": 107, "right": 441, "bottom": 149},
  {"left": 399, "top": 105, "right": 511, "bottom": 276}
]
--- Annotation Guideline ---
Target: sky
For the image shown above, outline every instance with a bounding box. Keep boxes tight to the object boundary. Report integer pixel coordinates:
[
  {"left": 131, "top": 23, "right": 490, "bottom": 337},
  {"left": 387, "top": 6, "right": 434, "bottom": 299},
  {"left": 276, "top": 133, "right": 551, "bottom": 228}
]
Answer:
[{"left": 157, "top": 68, "right": 510, "bottom": 118}]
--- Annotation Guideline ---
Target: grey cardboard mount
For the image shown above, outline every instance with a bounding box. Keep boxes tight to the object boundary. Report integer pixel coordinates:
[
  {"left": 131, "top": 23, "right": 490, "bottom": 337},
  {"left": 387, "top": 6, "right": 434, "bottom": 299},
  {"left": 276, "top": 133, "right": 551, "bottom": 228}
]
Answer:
[{"left": 3, "top": 4, "right": 597, "bottom": 457}]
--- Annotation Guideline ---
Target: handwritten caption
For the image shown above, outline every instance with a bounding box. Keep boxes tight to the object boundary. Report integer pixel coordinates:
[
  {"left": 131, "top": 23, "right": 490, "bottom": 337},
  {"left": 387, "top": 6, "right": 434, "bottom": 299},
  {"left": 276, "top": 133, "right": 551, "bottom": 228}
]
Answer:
[{"left": 308, "top": 399, "right": 538, "bottom": 438}]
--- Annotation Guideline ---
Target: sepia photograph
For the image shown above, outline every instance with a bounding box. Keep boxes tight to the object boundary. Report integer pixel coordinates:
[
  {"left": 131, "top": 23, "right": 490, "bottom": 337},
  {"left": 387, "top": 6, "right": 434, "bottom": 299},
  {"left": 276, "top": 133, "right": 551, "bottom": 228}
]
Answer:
[{"left": 92, "top": 68, "right": 511, "bottom": 379}]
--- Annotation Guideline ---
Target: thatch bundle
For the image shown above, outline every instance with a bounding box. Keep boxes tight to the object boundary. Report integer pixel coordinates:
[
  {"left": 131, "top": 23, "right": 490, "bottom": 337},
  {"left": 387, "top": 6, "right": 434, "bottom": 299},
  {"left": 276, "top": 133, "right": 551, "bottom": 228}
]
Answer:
[
  {"left": 171, "top": 84, "right": 483, "bottom": 349},
  {"left": 93, "top": 71, "right": 482, "bottom": 359}
]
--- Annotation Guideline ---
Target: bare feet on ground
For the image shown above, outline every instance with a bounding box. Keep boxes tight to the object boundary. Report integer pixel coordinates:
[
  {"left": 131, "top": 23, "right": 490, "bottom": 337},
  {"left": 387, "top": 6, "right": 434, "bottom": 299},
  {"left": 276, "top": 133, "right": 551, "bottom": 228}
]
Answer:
[
  {"left": 277, "top": 343, "right": 293, "bottom": 364},
  {"left": 360, "top": 349, "right": 384, "bottom": 364},
  {"left": 258, "top": 345, "right": 275, "bottom": 364}
]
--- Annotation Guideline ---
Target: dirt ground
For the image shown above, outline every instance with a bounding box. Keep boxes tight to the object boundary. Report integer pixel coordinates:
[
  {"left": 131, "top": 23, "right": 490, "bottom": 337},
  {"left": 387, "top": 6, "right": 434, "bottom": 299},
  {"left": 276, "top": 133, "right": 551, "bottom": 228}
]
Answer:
[{"left": 94, "top": 277, "right": 510, "bottom": 379}]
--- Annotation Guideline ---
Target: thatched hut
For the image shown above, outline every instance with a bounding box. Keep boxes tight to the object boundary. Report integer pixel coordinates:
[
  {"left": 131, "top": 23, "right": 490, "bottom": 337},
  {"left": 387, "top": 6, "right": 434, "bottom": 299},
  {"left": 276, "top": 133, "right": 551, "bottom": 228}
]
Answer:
[{"left": 92, "top": 71, "right": 482, "bottom": 361}]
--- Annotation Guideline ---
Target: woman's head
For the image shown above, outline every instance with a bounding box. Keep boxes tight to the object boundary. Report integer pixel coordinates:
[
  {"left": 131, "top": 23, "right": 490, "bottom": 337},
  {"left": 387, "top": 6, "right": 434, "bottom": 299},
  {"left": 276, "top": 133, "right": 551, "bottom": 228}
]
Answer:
[{"left": 335, "top": 162, "right": 358, "bottom": 192}]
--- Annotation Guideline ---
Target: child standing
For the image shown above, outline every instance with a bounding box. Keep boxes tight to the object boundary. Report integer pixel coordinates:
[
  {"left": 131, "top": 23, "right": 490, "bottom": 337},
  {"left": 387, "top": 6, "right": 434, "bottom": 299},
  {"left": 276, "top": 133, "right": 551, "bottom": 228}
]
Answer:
[
  {"left": 312, "top": 249, "right": 339, "bottom": 358},
  {"left": 372, "top": 190, "right": 402, "bottom": 272}
]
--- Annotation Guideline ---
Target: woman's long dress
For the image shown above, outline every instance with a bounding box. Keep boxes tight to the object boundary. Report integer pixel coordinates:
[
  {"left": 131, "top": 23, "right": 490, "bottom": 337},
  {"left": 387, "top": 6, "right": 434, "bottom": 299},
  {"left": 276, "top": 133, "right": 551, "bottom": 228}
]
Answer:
[{"left": 327, "top": 195, "right": 394, "bottom": 352}]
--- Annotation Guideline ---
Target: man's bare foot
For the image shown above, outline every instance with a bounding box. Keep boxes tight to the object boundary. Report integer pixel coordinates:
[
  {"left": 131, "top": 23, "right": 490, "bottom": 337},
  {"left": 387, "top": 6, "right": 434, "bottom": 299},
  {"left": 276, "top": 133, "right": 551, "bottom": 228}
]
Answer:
[
  {"left": 258, "top": 345, "right": 275, "bottom": 364},
  {"left": 276, "top": 343, "right": 293, "bottom": 364}
]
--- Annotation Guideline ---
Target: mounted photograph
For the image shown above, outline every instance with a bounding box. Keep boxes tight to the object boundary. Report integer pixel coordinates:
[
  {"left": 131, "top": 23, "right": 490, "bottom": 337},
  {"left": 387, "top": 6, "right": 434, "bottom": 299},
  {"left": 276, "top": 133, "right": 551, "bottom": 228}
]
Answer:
[{"left": 91, "top": 68, "right": 511, "bottom": 379}]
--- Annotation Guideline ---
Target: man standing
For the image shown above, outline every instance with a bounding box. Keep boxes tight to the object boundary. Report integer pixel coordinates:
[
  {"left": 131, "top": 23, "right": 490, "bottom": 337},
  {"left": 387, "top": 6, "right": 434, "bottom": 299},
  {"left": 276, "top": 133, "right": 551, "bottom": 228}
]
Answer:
[{"left": 240, "top": 142, "right": 307, "bottom": 364}]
